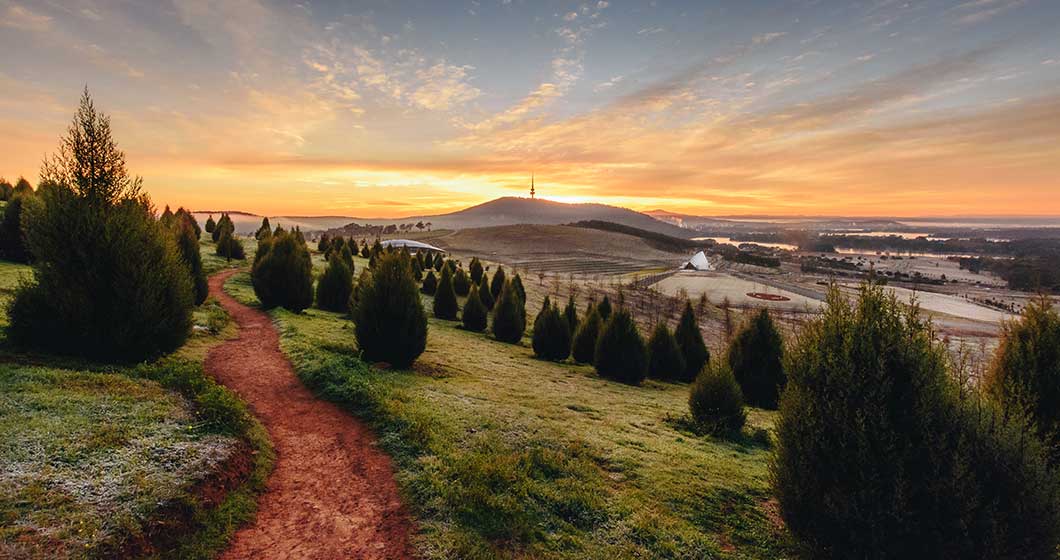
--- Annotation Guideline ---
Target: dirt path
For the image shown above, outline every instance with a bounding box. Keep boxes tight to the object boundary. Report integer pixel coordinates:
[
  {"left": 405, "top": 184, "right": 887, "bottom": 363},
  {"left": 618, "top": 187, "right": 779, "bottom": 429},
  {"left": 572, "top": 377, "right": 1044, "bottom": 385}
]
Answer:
[{"left": 205, "top": 269, "right": 415, "bottom": 560}]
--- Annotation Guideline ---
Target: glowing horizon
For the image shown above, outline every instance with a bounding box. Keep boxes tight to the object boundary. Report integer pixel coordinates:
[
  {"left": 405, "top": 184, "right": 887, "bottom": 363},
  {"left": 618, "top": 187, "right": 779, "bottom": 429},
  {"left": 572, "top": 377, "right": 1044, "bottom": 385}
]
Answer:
[{"left": 2, "top": 0, "right": 1059, "bottom": 219}]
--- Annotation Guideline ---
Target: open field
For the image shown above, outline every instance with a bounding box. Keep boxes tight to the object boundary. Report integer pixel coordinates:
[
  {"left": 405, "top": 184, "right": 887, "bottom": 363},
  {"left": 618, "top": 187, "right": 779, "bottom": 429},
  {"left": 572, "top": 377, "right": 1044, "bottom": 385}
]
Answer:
[
  {"left": 223, "top": 270, "right": 791, "bottom": 559},
  {"left": 656, "top": 272, "right": 824, "bottom": 313}
]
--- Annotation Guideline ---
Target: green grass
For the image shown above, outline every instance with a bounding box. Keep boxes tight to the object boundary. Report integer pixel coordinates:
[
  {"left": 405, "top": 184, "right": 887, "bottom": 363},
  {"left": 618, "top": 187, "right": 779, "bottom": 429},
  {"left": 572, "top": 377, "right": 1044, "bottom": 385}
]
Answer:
[
  {"left": 226, "top": 270, "right": 792, "bottom": 559},
  {"left": 0, "top": 254, "right": 273, "bottom": 559}
]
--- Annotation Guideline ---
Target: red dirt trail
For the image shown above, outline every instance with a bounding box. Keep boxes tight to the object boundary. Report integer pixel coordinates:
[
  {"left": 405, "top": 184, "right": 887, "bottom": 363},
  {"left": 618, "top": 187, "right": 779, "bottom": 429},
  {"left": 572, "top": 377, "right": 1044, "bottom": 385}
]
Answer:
[{"left": 205, "top": 269, "right": 415, "bottom": 560}]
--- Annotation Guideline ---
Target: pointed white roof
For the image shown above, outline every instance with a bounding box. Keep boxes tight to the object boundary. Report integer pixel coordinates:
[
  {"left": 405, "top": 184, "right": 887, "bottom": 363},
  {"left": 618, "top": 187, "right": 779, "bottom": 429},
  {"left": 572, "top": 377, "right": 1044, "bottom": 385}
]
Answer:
[{"left": 683, "top": 251, "right": 712, "bottom": 271}]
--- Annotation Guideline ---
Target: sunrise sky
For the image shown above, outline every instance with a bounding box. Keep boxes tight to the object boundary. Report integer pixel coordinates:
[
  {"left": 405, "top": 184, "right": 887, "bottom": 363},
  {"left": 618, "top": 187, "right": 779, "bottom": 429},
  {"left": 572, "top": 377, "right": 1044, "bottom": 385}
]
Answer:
[{"left": 1, "top": 0, "right": 1059, "bottom": 218}]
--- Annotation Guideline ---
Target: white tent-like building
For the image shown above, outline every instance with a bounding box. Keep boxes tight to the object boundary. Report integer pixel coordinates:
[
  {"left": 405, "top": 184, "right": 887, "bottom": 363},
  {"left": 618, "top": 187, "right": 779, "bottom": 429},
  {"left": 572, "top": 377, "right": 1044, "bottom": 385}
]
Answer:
[
  {"left": 380, "top": 239, "right": 445, "bottom": 254},
  {"left": 682, "top": 251, "right": 713, "bottom": 271}
]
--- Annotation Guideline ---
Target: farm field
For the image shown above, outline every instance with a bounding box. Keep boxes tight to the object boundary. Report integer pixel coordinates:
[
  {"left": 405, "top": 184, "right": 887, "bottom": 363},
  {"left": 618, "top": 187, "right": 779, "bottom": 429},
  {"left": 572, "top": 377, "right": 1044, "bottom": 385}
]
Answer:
[
  {"left": 655, "top": 272, "right": 824, "bottom": 313},
  {"left": 222, "top": 268, "right": 791, "bottom": 559}
]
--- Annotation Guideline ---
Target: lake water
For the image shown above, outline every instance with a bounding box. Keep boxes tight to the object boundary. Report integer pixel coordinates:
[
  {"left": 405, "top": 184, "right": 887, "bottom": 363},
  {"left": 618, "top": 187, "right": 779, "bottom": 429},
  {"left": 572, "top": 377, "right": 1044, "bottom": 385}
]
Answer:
[{"left": 693, "top": 236, "right": 799, "bottom": 251}]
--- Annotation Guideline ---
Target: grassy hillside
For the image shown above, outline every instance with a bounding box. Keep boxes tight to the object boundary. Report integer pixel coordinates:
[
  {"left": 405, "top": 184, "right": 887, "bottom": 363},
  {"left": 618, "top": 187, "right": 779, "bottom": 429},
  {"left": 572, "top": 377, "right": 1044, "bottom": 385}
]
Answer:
[
  {"left": 224, "top": 265, "right": 790, "bottom": 559},
  {"left": 0, "top": 246, "right": 272, "bottom": 560},
  {"left": 570, "top": 220, "right": 703, "bottom": 253}
]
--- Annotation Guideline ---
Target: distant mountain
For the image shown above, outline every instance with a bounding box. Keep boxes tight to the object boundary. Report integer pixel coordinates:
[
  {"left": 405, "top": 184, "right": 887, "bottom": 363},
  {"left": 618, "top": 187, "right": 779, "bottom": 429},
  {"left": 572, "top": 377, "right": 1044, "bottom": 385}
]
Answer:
[{"left": 349, "top": 197, "right": 695, "bottom": 238}]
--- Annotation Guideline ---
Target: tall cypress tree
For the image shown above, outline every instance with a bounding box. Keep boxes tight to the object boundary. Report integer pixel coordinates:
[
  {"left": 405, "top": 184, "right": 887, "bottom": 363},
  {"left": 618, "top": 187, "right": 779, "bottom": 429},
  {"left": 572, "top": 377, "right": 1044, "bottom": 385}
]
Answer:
[
  {"left": 490, "top": 266, "right": 506, "bottom": 298},
  {"left": 647, "top": 322, "right": 685, "bottom": 381},
  {"left": 563, "top": 295, "right": 579, "bottom": 334},
  {"left": 674, "top": 301, "right": 710, "bottom": 382},
  {"left": 532, "top": 297, "right": 572, "bottom": 361},
  {"left": 727, "top": 309, "right": 785, "bottom": 409},
  {"left": 352, "top": 251, "right": 427, "bottom": 368},
  {"left": 433, "top": 264, "right": 458, "bottom": 320},
  {"left": 492, "top": 281, "right": 525, "bottom": 343},
  {"left": 469, "top": 257, "right": 484, "bottom": 284},
  {"left": 572, "top": 307, "right": 603, "bottom": 364},
  {"left": 478, "top": 272, "right": 495, "bottom": 310},
  {"left": 462, "top": 286, "right": 488, "bottom": 332},
  {"left": 594, "top": 309, "right": 647, "bottom": 384}
]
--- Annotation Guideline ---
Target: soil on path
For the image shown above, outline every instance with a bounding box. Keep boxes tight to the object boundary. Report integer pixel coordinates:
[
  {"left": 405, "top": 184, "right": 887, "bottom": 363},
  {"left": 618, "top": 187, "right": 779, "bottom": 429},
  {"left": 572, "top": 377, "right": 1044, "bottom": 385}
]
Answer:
[{"left": 206, "top": 269, "right": 415, "bottom": 560}]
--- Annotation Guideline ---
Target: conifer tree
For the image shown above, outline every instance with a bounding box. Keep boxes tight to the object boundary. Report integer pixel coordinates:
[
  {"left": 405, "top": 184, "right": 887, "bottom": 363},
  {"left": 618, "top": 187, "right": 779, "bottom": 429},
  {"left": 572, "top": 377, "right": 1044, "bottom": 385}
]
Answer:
[
  {"left": 478, "top": 271, "right": 495, "bottom": 310},
  {"left": 492, "top": 281, "right": 526, "bottom": 343},
  {"left": 773, "top": 285, "right": 1060, "bottom": 558},
  {"left": 216, "top": 230, "right": 245, "bottom": 261},
  {"left": 251, "top": 229, "right": 313, "bottom": 311},
  {"left": 360, "top": 242, "right": 369, "bottom": 258},
  {"left": 647, "top": 322, "right": 685, "bottom": 381},
  {"left": 433, "top": 252, "right": 444, "bottom": 271},
  {"left": 572, "top": 307, "right": 603, "bottom": 364},
  {"left": 512, "top": 273, "right": 526, "bottom": 303},
  {"left": 175, "top": 207, "right": 200, "bottom": 239},
  {"left": 340, "top": 245, "right": 354, "bottom": 270},
  {"left": 411, "top": 257, "right": 423, "bottom": 281},
  {"left": 982, "top": 296, "right": 1060, "bottom": 454},
  {"left": 532, "top": 297, "right": 572, "bottom": 361},
  {"left": 0, "top": 178, "right": 11, "bottom": 201},
  {"left": 597, "top": 295, "right": 612, "bottom": 321},
  {"left": 7, "top": 89, "right": 193, "bottom": 361},
  {"left": 0, "top": 192, "right": 32, "bottom": 262},
  {"left": 688, "top": 361, "right": 745, "bottom": 435},
  {"left": 469, "top": 257, "right": 484, "bottom": 284},
  {"left": 352, "top": 251, "right": 427, "bottom": 368},
  {"left": 462, "top": 285, "right": 488, "bottom": 332},
  {"left": 433, "top": 264, "right": 458, "bottom": 320},
  {"left": 727, "top": 309, "right": 785, "bottom": 409},
  {"left": 453, "top": 267, "right": 471, "bottom": 296},
  {"left": 316, "top": 253, "right": 354, "bottom": 312},
  {"left": 563, "top": 295, "right": 578, "bottom": 334},
  {"left": 204, "top": 214, "right": 216, "bottom": 233},
  {"left": 160, "top": 205, "right": 175, "bottom": 229},
  {"left": 13, "top": 177, "right": 32, "bottom": 196},
  {"left": 421, "top": 270, "right": 437, "bottom": 295},
  {"left": 490, "top": 265, "right": 506, "bottom": 298},
  {"left": 674, "top": 301, "right": 709, "bottom": 382},
  {"left": 175, "top": 218, "right": 208, "bottom": 305},
  {"left": 317, "top": 233, "right": 331, "bottom": 253},
  {"left": 256, "top": 216, "right": 272, "bottom": 240},
  {"left": 594, "top": 309, "right": 647, "bottom": 384}
]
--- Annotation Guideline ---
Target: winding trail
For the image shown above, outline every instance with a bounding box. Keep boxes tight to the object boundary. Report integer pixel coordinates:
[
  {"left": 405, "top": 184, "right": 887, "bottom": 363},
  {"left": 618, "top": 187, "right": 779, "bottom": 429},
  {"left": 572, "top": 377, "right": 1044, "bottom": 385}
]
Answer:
[{"left": 205, "top": 269, "right": 415, "bottom": 560}]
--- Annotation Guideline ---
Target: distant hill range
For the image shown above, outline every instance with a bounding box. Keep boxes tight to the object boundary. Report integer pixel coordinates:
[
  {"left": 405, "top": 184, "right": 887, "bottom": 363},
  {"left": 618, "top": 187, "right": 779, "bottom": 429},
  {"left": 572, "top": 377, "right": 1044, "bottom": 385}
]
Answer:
[{"left": 292, "top": 197, "right": 695, "bottom": 239}]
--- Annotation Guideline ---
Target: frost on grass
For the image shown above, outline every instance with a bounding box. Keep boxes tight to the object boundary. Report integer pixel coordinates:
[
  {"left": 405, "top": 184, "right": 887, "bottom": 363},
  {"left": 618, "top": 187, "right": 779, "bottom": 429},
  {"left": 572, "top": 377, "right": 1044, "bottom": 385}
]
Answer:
[{"left": 0, "top": 365, "right": 240, "bottom": 557}]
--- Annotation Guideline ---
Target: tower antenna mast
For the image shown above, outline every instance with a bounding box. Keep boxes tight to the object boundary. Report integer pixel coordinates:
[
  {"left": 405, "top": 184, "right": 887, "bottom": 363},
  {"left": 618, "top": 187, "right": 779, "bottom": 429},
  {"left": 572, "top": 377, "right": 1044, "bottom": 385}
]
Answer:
[{"left": 530, "top": 173, "right": 535, "bottom": 199}]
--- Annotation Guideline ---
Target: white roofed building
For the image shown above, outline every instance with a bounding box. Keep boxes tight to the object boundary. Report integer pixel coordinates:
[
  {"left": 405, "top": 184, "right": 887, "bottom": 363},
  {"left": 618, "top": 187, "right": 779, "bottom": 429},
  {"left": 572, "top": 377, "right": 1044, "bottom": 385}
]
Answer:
[{"left": 682, "top": 251, "right": 713, "bottom": 271}]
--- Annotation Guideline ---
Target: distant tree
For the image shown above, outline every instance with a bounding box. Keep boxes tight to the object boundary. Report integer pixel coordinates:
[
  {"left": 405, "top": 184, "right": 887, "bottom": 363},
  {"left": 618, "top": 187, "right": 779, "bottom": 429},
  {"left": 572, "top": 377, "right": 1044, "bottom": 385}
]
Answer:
[
  {"left": 597, "top": 295, "right": 612, "bottom": 321},
  {"left": 433, "top": 252, "right": 444, "bottom": 271},
  {"left": 674, "top": 301, "right": 710, "bottom": 382},
  {"left": 416, "top": 221, "right": 425, "bottom": 231},
  {"left": 212, "top": 213, "right": 233, "bottom": 242},
  {"left": 204, "top": 214, "right": 216, "bottom": 233},
  {"left": 13, "top": 177, "right": 33, "bottom": 196},
  {"left": 490, "top": 265, "right": 506, "bottom": 298},
  {"left": 453, "top": 267, "right": 471, "bottom": 296},
  {"left": 563, "top": 295, "right": 578, "bottom": 333},
  {"left": 433, "top": 265, "right": 459, "bottom": 320},
  {"left": 572, "top": 307, "right": 603, "bottom": 364},
  {"left": 256, "top": 216, "right": 272, "bottom": 240},
  {"left": 647, "top": 323, "right": 686, "bottom": 381},
  {"left": 425, "top": 222, "right": 432, "bottom": 231},
  {"left": 0, "top": 193, "right": 32, "bottom": 262},
  {"left": 421, "top": 270, "right": 437, "bottom": 295},
  {"left": 174, "top": 218, "right": 208, "bottom": 305},
  {"left": 317, "top": 233, "right": 331, "bottom": 253},
  {"left": 216, "top": 230, "right": 245, "bottom": 261},
  {"left": 175, "top": 207, "right": 200, "bottom": 239},
  {"left": 7, "top": 88, "right": 192, "bottom": 361},
  {"left": 411, "top": 256, "right": 423, "bottom": 281},
  {"left": 251, "top": 230, "right": 313, "bottom": 311},
  {"left": 478, "top": 272, "right": 495, "bottom": 310},
  {"left": 316, "top": 253, "right": 354, "bottom": 312},
  {"left": 0, "top": 178, "right": 12, "bottom": 200},
  {"left": 594, "top": 309, "right": 647, "bottom": 384},
  {"left": 511, "top": 273, "right": 526, "bottom": 303},
  {"left": 982, "top": 296, "right": 1060, "bottom": 454},
  {"left": 352, "top": 251, "right": 427, "bottom": 368},
  {"left": 272, "top": 223, "right": 285, "bottom": 237},
  {"left": 492, "top": 281, "right": 526, "bottom": 344},
  {"left": 469, "top": 257, "right": 484, "bottom": 284},
  {"left": 462, "top": 285, "right": 489, "bottom": 332},
  {"left": 159, "top": 205, "right": 175, "bottom": 229},
  {"left": 360, "top": 242, "right": 370, "bottom": 258},
  {"left": 773, "top": 285, "right": 1060, "bottom": 558},
  {"left": 688, "top": 361, "right": 745, "bottom": 435},
  {"left": 727, "top": 309, "right": 785, "bottom": 409},
  {"left": 532, "top": 296, "right": 572, "bottom": 361}
]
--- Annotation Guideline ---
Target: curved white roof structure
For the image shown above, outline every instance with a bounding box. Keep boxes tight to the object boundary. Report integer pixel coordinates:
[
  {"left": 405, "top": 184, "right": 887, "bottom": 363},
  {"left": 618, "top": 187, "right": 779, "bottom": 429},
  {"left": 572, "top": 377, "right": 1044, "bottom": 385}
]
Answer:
[
  {"left": 682, "top": 251, "right": 713, "bottom": 271},
  {"left": 380, "top": 239, "right": 445, "bottom": 253}
]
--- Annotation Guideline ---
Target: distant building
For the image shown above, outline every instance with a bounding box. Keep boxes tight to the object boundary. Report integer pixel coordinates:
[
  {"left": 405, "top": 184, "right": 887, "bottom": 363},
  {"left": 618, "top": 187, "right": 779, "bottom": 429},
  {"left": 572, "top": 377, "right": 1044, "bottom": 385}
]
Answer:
[{"left": 682, "top": 251, "right": 713, "bottom": 271}]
